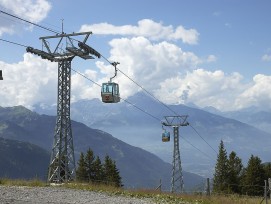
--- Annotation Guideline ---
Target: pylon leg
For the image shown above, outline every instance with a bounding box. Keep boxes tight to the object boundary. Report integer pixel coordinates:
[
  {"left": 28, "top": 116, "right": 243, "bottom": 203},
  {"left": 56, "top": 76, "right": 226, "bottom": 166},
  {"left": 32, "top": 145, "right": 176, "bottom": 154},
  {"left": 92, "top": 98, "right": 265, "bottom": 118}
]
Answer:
[
  {"left": 48, "top": 59, "right": 75, "bottom": 183},
  {"left": 171, "top": 126, "right": 184, "bottom": 193}
]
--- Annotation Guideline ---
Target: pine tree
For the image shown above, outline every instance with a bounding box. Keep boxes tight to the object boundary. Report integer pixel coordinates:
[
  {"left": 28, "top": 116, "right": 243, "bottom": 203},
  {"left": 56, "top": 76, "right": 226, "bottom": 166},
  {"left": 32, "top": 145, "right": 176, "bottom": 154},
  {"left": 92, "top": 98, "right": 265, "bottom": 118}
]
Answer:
[
  {"left": 92, "top": 156, "right": 104, "bottom": 183},
  {"left": 85, "top": 148, "right": 95, "bottom": 182},
  {"left": 227, "top": 151, "right": 243, "bottom": 194},
  {"left": 213, "top": 140, "right": 229, "bottom": 193},
  {"left": 111, "top": 160, "right": 122, "bottom": 187},
  {"left": 76, "top": 152, "right": 87, "bottom": 182},
  {"left": 241, "top": 155, "right": 265, "bottom": 196},
  {"left": 263, "top": 162, "right": 271, "bottom": 180},
  {"left": 103, "top": 155, "right": 122, "bottom": 187}
]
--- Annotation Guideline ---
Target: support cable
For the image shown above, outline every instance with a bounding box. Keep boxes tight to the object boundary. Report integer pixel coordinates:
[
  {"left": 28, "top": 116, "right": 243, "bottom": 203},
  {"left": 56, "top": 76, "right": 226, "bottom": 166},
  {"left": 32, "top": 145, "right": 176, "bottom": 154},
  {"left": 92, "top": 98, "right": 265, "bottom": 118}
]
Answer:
[
  {"left": 180, "top": 135, "right": 216, "bottom": 161},
  {"left": 0, "top": 38, "right": 28, "bottom": 48},
  {"left": 0, "top": 9, "right": 59, "bottom": 34},
  {"left": 189, "top": 124, "right": 218, "bottom": 155}
]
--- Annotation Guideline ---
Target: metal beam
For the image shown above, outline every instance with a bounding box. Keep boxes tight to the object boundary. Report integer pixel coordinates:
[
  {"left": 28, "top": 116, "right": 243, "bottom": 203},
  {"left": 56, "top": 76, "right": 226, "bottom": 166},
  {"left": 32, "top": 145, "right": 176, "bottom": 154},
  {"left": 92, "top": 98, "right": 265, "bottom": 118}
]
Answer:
[{"left": 39, "top": 31, "right": 92, "bottom": 40}]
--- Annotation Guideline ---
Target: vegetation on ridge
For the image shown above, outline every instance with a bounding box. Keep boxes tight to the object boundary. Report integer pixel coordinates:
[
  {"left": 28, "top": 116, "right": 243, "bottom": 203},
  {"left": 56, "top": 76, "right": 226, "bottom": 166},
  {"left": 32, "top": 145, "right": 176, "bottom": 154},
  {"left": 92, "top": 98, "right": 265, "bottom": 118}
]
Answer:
[
  {"left": 0, "top": 178, "right": 263, "bottom": 204},
  {"left": 213, "top": 140, "right": 270, "bottom": 196},
  {"left": 76, "top": 148, "right": 122, "bottom": 187}
]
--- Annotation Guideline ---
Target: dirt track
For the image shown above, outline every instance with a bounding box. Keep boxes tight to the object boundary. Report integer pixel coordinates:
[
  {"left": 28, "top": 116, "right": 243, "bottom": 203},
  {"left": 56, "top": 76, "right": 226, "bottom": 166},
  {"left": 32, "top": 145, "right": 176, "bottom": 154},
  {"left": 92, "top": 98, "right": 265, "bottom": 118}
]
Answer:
[{"left": 0, "top": 186, "right": 155, "bottom": 204}]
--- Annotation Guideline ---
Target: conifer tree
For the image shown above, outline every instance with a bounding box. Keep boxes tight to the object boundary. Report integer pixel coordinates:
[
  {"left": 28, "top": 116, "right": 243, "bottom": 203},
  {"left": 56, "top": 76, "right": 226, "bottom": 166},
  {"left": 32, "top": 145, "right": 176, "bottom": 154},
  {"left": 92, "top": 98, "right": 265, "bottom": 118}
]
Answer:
[
  {"left": 111, "top": 160, "right": 122, "bottom": 187},
  {"left": 227, "top": 151, "right": 243, "bottom": 193},
  {"left": 92, "top": 156, "right": 104, "bottom": 183},
  {"left": 76, "top": 152, "right": 87, "bottom": 182},
  {"left": 75, "top": 148, "right": 122, "bottom": 187},
  {"left": 241, "top": 155, "right": 265, "bottom": 196},
  {"left": 263, "top": 162, "right": 271, "bottom": 180},
  {"left": 85, "top": 148, "right": 95, "bottom": 182},
  {"left": 103, "top": 155, "right": 122, "bottom": 187},
  {"left": 213, "top": 140, "right": 229, "bottom": 193}
]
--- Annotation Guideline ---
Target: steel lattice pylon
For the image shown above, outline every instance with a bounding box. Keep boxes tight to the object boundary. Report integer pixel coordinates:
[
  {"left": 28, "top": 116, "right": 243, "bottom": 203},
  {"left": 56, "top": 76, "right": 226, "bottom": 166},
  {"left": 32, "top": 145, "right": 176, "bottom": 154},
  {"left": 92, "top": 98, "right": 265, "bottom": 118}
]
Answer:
[
  {"left": 162, "top": 116, "right": 189, "bottom": 193},
  {"left": 48, "top": 59, "right": 75, "bottom": 183},
  {"left": 26, "top": 31, "right": 99, "bottom": 183}
]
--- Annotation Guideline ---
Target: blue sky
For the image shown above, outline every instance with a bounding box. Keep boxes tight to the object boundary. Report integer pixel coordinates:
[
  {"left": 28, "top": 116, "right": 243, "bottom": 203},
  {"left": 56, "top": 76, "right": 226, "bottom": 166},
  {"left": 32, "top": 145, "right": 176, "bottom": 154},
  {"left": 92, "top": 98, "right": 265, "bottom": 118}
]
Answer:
[{"left": 1, "top": 0, "right": 271, "bottom": 111}]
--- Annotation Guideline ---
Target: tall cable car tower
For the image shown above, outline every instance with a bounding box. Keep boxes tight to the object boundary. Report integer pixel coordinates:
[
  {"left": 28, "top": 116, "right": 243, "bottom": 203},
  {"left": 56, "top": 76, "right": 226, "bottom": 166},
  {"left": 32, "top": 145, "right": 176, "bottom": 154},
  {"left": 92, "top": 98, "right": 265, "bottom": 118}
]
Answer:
[
  {"left": 162, "top": 115, "right": 189, "bottom": 193},
  {"left": 26, "top": 31, "right": 100, "bottom": 183}
]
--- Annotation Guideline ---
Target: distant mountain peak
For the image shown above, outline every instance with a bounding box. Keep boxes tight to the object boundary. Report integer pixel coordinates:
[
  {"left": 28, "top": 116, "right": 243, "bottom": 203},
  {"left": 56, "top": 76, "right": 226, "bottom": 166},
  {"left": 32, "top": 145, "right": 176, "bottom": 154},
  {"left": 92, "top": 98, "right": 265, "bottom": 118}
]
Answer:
[{"left": 0, "top": 105, "right": 38, "bottom": 119}]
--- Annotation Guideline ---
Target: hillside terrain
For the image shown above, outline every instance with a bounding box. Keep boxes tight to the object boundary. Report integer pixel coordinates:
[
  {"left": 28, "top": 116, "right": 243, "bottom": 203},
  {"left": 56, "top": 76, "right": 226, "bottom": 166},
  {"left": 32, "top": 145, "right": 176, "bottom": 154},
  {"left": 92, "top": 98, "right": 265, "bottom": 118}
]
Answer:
[
  {"left": 0, "top": 105, "right": 204, "bottom": 190},
  {"left": 34, "top": 92, "right": 271, "bottom": 177},
  {"left": 207, "top": 107, "right": 271, "bottom": 134},
  {"left": 0, "top": 137, "right": 49, "bottom": 179}
]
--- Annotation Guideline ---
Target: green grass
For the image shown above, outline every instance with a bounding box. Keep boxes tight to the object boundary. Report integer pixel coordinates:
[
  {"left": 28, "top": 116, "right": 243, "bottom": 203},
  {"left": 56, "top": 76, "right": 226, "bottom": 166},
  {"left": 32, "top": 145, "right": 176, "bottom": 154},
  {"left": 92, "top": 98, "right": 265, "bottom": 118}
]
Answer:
[
  {"left": 0, "top": 178, "right": 48, "bottom": 187},
  {"left": 0, "top": 179, "right": 263, "bottom": 204}
]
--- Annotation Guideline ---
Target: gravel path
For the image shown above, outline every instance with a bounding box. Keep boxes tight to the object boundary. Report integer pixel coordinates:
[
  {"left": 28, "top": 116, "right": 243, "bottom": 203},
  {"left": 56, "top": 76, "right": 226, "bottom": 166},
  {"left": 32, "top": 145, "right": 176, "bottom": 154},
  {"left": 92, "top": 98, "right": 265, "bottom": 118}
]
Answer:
[{"left": 0, "top": 186, "right": 156, "bottom": 204}]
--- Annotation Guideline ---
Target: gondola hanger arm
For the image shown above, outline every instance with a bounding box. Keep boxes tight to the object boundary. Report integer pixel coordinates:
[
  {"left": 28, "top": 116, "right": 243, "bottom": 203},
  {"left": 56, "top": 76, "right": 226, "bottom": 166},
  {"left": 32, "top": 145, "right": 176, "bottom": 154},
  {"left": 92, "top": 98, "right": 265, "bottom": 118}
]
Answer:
[{"left": 109, "top": 62, "right": 120, "bottom": 82}]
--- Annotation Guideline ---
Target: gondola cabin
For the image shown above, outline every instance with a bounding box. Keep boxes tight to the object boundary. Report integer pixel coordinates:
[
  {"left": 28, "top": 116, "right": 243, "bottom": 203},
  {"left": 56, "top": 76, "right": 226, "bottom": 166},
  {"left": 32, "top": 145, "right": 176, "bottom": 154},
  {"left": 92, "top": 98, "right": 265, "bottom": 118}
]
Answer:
[
  {"left": 162, "top": 131, "right": 170, "bottom": 142},
  {"left": 101, "top": 82, "right": 120, "bottom": 103}
]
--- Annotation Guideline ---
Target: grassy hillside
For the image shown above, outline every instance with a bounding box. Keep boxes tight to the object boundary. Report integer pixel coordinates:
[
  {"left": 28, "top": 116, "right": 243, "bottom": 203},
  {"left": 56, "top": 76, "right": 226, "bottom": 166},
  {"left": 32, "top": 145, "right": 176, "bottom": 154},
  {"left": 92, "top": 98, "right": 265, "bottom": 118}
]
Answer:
[{"left": 0, "top": 137, "right": 50, "bottom": 179}]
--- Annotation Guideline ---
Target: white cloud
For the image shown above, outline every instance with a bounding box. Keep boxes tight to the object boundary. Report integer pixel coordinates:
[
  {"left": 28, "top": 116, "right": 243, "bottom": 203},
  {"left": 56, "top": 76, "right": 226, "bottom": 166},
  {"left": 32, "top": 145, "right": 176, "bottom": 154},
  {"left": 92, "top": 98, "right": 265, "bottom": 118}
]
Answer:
[
  {"left": 0, "top": 26, "right": 14, "bottom": 36},
  {"left": 262, "top": 54, "right": 271, "bottom": 61},
  {"left": 102, "top": 37, "right": 200, "bottom": 99},
  {"left": 235, "top": 74, "right": 271, "bottom": 110},
  {"left": 206, "top": 55, "right": 217, "bottom": 62},
  {"left": 0, "top": 37, "right": 268, "bottom": 112},
  {"left": 71, "top": 69, "right": 100, "bottom": 103},
  {"left": 155, "top": 69, "right": 246, "bottom": 110},
  {"left": 0, "top": 0, "right": 51, "bottom": 36},
  {"left": 80, "top": 19, "right": 199, "bottom": 44},
  {"left": 0, "top": 53, "right": 57, "bottom": 108},
  {"left": 1, "top": 32, "right": 271, "bottom": 112}
]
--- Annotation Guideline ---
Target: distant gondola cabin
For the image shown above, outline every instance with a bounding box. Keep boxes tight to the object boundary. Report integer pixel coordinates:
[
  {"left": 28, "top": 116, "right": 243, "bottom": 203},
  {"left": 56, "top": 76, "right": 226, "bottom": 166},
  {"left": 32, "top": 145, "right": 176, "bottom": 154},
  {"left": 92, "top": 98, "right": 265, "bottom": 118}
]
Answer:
[
  {"left": 101, "top": 82, "right": 120, "bottom": 103},
  {"left": 162, "top": 131, "right": 170, "bottom": 142}
]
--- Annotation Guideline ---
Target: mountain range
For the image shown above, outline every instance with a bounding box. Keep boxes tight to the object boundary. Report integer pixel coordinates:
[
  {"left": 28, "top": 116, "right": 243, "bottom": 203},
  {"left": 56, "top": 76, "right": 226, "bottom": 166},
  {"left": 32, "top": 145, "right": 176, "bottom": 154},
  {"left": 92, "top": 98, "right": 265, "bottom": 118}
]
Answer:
[
  {"left": 203, "top": 106, "right": 271, "bottom": 134},
  {"left": 34, "top": 92, "right": 271, "bottom": 178},
  {"left": 0, "top": 137, "right": 50, "bottom": 179},
  {"left": 0, "top": 105, "right": 204, "bottom": 190}
]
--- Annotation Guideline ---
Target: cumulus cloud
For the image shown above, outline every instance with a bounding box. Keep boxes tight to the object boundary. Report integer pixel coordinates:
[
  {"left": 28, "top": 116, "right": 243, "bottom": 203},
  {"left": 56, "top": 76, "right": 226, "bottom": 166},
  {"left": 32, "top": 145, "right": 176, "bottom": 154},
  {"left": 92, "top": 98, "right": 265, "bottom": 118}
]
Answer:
[
  {"left": 0, "top": 53, "right": 57, "bottom": 108},
  {"left": 0, "top": 53, "right": 102, "bottom": 109},
  {"left": 102, "top": 37, "right": 201, "bottom": 98},
  {"left": 1, "top": 25, "right": 271, "bottom": 112},
  {"left": 2, "top": 36, "right": 271, "bottom": 112},
  {"left": 154, "top": 69, "right": 246, "bottom": 109},
  {"left": 206, "top": 55, "right": 217, "bottom": 62},
  {"left": 0, "top": 0, "right": 51, "bottom": 36},
  {"left": 80, "top": 19, "right": 199, "bottom": 44},
  {"left": 71, "top": 69, "right": 101, "bottom": 103},
  {"left": 235, "top": 74, "right": 271, "bottom": 110},
  {"left": 262, "top": 54, "right": 271, "bottom": 61}
]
